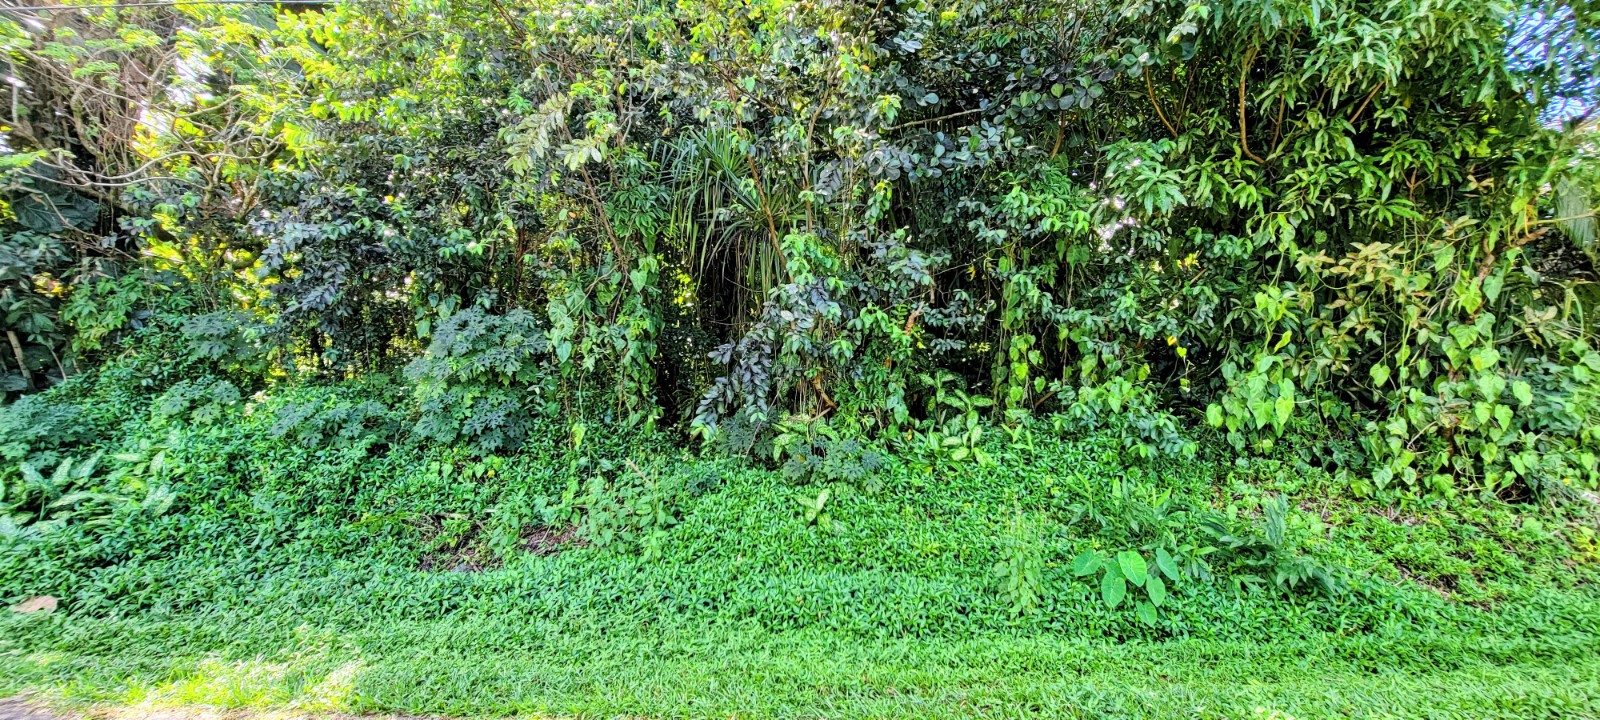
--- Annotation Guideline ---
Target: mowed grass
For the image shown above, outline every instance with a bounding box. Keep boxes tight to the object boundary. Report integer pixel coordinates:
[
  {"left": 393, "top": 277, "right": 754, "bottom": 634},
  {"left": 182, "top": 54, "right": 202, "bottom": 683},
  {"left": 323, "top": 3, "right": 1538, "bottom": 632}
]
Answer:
[{"left": 4, "top": 610, "right": 1600, "bottom": 719}]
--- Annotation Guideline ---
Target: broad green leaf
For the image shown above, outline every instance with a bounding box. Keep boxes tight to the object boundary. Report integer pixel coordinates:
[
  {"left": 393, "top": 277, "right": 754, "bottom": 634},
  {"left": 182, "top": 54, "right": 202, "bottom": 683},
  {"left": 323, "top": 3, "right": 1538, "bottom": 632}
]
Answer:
[
  {"left": 1136, "top": 600, "right": 1159, "bottom": 626},
  {"left": 1155, "top": 547, "right": 1180, "bottom": 581},
  {"left": 1433, "top": 244, "right": 1456, "bottom": 271},
  {"left": 1101, "top": 570, "right": 1126, "bottom": 609},
  {"left": 1070, "top": 549, "right": 1103, "bottom": 577},
  {"left": 1117, "top": 550, "right": 1148, "bottom": 587},
  {"left": 1512, "top": 381, "right": 1533, "bottom": 406},
  {"left": 1483, "top": 272, "right": 1504, "bottom": 302},
  {"left": 1146, "top": 574, "right": 1167, "bottom": 607},
  {"left": 1478, "top": 373, "right": 1506, "bottom": 403},
  {"left": 1250, "top": 399, "right": 1271, "bottom": 429},
  {"left": 1454, "top": 278, "right": 1482, "bottom": 313},
  {"left": 1274, "top": 394, "right": 1294, "bottom": 427}
]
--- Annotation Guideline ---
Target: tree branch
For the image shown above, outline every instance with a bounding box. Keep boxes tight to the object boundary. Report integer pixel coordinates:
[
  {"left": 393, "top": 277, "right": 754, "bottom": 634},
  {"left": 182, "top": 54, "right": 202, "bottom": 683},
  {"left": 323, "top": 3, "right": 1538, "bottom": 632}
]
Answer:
[
  {"left": 885, "top": 106, "right": 985, "bottom": 131},
  {"left": 1146, "top": 68, "right": 1178, "bottom": 138},
  {"left": 1348, "top": 81, "right": 1385, "bottom": 125},
  {"left": 1238, "top": 45, "right": 1264, "bottom": 164}
]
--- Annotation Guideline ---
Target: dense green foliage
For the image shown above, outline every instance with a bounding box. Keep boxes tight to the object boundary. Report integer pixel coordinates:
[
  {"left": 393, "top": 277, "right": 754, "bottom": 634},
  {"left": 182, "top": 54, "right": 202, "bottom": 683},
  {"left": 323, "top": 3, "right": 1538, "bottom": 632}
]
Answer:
[
  {"left": 3, "top": 0, "right": 1599, "bottom": 498},
  {"left": 1, "top": 358, "right": 1599, "bottom": 716},
  {"left": 3, "top": 0, "right": 1600, "bottom": 716}
]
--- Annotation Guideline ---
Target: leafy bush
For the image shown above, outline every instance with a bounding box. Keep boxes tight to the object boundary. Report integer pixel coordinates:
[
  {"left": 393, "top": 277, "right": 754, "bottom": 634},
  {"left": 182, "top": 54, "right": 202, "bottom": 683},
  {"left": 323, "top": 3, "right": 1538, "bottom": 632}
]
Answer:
[
  {"left": 1199, "top": 495, "right": 1343, "bottom": 596},
  {"left": 537, "top": 455, "right": 687, "bottom": 560},
  {"left": 59, "top": 273, "right": 172, "bottom": 357},
  {"left": 0, "top": 453, "right": 174, "bottom": 545},
  {"left": 152, "top": 379, "right": 242, "bottom": 427},
  {"left": 771, "top": 417, "right": 885, "bottom": 492},
  {"left": 179, "top": 312, "right": 272, "bottom": 380},
  {"left": 0, "top": 395, "right": 85, "bottom": 464},
  {"left": 994, "top": 512, "right": 1047, "bottom": 616},
  {"left": 405, "top": 308, "right": 553, "bottom": 453},
  {"left": 269, "top": 394, "right": 400, "bottom": 450},
  {"left": 1070, "top": 547, "right": 1181, "bottom": 626},
  {"left": 3, "top": 0, "right": 1599, "bottom": 502},
  {"left": 1052, "top": 374, "right": 1195, "bottom": 460},
  {"left": 0, "top": 227, "right": 72, "bottom": 397}
]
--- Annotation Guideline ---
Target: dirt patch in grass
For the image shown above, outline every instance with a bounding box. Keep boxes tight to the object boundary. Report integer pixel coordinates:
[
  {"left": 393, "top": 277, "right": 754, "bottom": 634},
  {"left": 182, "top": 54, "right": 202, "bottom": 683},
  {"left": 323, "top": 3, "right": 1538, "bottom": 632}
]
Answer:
[
  {"left": 415, "top": 516, "right": 583, "bottom": 572},
  {"left": 523, "top": 525, "right": 583, "bottom": 556},
  {"left": 1393, "top": 558, "right": 1460, "bottom": 598}
]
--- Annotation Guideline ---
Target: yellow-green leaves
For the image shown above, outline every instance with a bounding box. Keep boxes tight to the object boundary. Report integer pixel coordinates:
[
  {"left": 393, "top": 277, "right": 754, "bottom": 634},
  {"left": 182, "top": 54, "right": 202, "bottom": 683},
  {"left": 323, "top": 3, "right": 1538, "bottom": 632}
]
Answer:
[
  {"left": 1454, "top": 277, "right": 1483, "bottom": 313},
  {"left": 1513, "top": 380, "right": 1534, "bottom": 406}
]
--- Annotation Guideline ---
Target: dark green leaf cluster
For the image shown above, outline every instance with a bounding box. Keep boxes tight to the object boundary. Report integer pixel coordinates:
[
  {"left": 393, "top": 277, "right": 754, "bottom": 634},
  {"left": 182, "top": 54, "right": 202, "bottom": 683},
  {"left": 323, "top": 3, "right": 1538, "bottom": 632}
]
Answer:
[{"left": 405, "top": 308, "right": 553, "bottom": 453}]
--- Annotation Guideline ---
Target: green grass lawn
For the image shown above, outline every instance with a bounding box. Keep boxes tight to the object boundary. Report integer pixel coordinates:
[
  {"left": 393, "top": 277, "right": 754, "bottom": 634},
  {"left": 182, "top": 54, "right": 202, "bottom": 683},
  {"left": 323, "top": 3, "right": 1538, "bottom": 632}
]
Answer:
[{"left": 5, "top": 611, "right": 1600, "bottom": 718}]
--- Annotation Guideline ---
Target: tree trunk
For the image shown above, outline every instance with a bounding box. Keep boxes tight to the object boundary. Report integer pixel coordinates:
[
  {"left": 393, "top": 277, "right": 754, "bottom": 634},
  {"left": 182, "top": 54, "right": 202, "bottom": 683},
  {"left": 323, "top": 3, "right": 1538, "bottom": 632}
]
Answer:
[{"left": 6, "top": 330, "right": 34, "bottom": 390}]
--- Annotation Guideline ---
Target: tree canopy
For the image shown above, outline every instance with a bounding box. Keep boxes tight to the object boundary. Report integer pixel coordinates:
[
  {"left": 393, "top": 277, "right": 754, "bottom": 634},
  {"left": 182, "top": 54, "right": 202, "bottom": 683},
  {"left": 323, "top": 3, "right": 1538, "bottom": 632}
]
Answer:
[{"left": 2, "top": 0, "right": 1599, "bottom": 500}]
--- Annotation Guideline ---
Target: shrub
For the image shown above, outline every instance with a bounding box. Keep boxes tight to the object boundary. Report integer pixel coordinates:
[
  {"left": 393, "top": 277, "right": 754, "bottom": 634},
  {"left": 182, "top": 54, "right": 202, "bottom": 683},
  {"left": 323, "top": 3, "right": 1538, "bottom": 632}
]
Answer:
[
  {"left": 0, "top": 395, "right": 85, "bottom": 464},
  {"left": 405, "top": 308, "right": 553, "bottom": 453}
]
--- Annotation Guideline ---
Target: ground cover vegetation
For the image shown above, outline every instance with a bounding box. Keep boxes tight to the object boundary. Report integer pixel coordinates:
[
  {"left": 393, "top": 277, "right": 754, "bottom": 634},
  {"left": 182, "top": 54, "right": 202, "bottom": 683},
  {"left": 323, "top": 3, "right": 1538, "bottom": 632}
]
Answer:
[{"left": 2, "top": 0, "right": 1600, "bottom": 716}]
